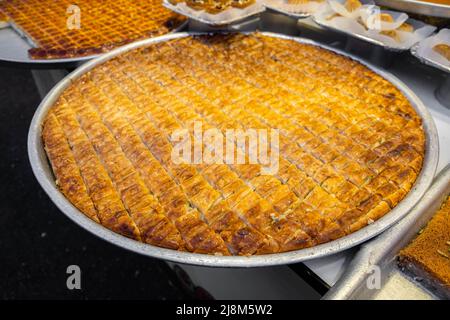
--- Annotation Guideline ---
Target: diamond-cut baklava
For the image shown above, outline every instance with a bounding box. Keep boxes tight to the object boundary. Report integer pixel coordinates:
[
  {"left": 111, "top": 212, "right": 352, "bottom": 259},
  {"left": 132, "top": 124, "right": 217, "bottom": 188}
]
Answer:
[
  {"left": 0, "top": 0, "right": 185, "bottom": 59},
  {"left": 41, "top": 33, "right": 425, "bottom": 255}
]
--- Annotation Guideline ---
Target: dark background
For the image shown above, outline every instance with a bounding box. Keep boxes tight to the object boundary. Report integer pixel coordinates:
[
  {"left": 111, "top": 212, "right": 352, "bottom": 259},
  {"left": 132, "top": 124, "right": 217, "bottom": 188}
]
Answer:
[{"left": 0, "top": 66, "right": 191, "bottom": 299}]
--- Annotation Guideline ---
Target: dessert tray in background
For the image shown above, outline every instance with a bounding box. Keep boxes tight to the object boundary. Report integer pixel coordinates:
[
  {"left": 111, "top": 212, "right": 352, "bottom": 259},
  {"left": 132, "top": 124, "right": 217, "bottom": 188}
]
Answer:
[
  {"left": 411, "top": 28, "right": 450, "bottom": 73},
  {"left": 0, "top": 0, "right": 186, "bottom": 64},
  {"left": 313, "top": 0, "right": 436, "bottom": 51}
]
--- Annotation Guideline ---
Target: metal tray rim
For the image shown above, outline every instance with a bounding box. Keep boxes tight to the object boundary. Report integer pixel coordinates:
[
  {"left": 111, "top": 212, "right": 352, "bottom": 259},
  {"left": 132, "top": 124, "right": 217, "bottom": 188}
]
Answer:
[{"left": 28, "top": 31, "right": 439, "bottom": 267}]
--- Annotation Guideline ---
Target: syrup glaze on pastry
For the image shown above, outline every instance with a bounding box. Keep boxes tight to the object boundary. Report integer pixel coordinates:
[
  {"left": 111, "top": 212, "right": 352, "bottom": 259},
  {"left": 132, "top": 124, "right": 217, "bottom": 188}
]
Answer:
[
  {"left": 42, "top": 34, "right": 425, "bottom": 255},
  {"left": 0, "top": 0, "right": 185, "bottom": 59}
]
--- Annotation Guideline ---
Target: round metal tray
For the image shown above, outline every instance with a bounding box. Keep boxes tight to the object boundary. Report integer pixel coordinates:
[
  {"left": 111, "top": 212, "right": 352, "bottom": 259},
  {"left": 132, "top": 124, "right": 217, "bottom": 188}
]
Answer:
[
  {"left": 28, "top": 31, "right": 439, "bottom": 267},
  {"left": 375, "top": 0, "right": 450, "bottom": 18}
]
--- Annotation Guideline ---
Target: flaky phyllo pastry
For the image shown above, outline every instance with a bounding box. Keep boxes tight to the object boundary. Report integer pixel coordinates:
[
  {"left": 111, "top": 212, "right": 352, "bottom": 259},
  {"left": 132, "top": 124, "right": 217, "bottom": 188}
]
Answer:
[
  {"left": 42, "top": 34, "right": 425, "bottom": 256},
  {"left": 0, "top": 0, "right": 185, "bottom": 59}
]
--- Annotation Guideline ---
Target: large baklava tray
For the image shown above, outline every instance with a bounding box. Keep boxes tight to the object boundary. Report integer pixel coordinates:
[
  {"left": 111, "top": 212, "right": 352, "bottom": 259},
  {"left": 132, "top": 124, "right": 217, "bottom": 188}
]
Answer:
[
  {"left": 0, "top": 0, "right": 186, "bottom": 60},
  {"left": 39, "top": 32, "right": 426, "bottom": 256}
]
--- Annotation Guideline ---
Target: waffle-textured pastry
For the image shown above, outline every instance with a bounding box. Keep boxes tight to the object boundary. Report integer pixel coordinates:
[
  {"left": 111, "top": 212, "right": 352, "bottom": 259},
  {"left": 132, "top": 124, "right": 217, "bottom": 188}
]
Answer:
[
  {"left": 399, "top": 195, "right": 450, "bottom": 298},
  {"left": 42, "top": 34, "right": 425, "bottom": 255},
  {"left": 0, "top": 0, "right": 185, "bottom": 59}
]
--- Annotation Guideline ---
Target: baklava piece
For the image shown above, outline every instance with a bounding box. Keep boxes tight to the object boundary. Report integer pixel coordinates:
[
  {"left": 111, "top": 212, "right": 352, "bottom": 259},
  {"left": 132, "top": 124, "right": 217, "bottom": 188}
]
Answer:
[{"left": 399, "top": 196, "right": 450, "bottom": 299}]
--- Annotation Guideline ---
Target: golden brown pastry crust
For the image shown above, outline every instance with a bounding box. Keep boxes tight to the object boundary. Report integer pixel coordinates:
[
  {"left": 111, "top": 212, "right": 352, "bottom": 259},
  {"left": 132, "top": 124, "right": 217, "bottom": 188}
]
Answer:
[
  {"left": 0, "top": 0, "right": 185, "bottom": 60},
  {"left": 42, "top": 34, "right": 425, "bottom": 255},
  {"left": 399, "top": 196, "right": 450, "bottom": 296}
]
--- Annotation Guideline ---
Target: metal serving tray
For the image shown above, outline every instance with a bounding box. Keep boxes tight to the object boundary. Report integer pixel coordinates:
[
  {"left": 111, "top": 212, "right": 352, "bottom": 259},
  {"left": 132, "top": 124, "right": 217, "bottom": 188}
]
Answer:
[
  {"left": 411, "top": 42, "right": 450, "bottom": 74},
  {"left": 375, "top": 0, "right": 450, "bottom": 18},
  {"left": 0, "top": 20, "right": 187, "bottom": 66},
  {"left": 28, "top": 31, "right": 438, "bottom": 267},
  {"left": 411, "top": 40, "right": 450, "bottom": 109},
  {"left": 163, "top": 1, "right": 265, "bottom": 26},
  {"left": 313, "top": 15, "right": 430, "bottom": 52},
  {"left": 323, "top": 164, "right": 450, "bottom": 299}
]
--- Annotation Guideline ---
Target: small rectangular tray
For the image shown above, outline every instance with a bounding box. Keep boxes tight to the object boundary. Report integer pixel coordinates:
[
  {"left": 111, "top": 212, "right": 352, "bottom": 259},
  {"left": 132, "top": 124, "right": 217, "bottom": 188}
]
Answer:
[
  {"left": 163, "top": 0, "right": 265, "bottom": 26},
  {"left": 323, "top": 164, "right": 450, "bottom": 300}
]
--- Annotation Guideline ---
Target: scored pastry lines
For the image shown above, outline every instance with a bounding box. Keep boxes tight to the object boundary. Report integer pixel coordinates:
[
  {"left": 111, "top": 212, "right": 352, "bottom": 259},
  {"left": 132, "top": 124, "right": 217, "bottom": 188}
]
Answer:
[
  {"left": 143, "top": 37, "right": 418, "bottom": 232},
  {"left": 75, "top": 77, "right": 233, "bottom": 254},
  {"left": 88, "top": 71, "right": 254, "bottom": 255},
  {"left": 65, "top": 85, "right": 186, "bottom": 249},
  {"left": 42, "top": 113, "right": 99, "bottom": 223},
  {"left": 223, "top": 37, "right": 420, "bottom": 228},
  {"left": 118, "top": 51, "right": 343, "bottom": 245},
  {"left": 193, "top": 36, "right": 420, "bottom": 202},
  {"left": 0, "top": 0, "right": 184, "bottom": 59},
  {"left": 228, "top": 34, "right": 421, "bottom": 149},
  {"left": 103, "top": 60, "right": 312, "bottom": 251},
  {"left": 142, "top": 40, "right": 374, "bottom": 231},
  {"left": 42, "top": 34, "right": 425, "bottom": 254},
  {"left": 229, "top": 36, "right": 422, "bottom": 166},
  {"left": 87, "top": 67, "right": 279, "bottom": 254},
  {"left": 50, "top": 100, "right": 144, "bottom": 240},
  {"left": 99, "top": 57, "right": 312, "bottom": 250},
  {"left": 256, "top": 36, "right": 424, "bottom": 155}
]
